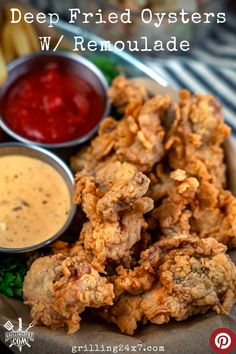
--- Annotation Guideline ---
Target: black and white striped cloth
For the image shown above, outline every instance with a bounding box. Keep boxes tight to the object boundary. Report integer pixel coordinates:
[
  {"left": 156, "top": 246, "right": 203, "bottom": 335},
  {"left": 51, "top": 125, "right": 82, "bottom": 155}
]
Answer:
[{"left": 146, "top": 13, "right": 236, "bottom": 140}]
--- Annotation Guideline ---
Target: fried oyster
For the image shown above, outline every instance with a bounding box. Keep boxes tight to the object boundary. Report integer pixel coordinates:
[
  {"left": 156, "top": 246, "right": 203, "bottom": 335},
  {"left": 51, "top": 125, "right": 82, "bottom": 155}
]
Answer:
[
  {"left": 23, "top": 77, "right": 236, "bottom": 335},
  {"left": 150, "top": 170, "right": 236, "bottom": 248},
  {"left": 74, "top": 161, "right": 154, "bottom": 269},
  {"left": 23, "top": 254, "right": 114, "bottom": 334},
  {"left": 147, "top": 89, "right": 236, "bottom": 247},
  {"left": 71, "top": 76, "right": 170, "bottom": 173},
  {"left": 101, "top": 237, "right": 236, "bottom": 335},
  {"left": 165, "top": 90, "right": 230, "bottom": 189}
]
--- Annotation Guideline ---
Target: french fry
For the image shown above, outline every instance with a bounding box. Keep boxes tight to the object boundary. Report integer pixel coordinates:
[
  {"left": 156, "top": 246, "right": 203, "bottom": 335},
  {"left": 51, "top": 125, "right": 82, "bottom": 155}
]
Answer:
[
  {"left": 3, "top": 2, "right": 40, "bottom": 56},
  {"left": 12, "top": 23, "right": 32, "bottom": 57},
  {"left": 0, "top": 45, "right": 7, "bottom": 85},
  {"left": 23, "top": 22, "right": 40, "bottom": 52},
  {"left": 1, "top": 22, "right": 16, "bottom": 63}
]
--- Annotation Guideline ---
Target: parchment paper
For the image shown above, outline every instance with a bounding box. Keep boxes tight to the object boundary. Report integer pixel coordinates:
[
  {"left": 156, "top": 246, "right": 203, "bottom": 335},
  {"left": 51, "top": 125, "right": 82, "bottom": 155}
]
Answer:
[
  {"left": 0, "top": 82, "right": 236, "bottom": 354},
  {"left": 0, "top": 292, "right": 235, "bottom": 354}
]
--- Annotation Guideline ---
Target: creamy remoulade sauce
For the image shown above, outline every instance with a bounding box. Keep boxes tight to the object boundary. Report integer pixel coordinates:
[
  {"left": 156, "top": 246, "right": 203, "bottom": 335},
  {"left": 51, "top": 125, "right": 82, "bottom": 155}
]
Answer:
[{"left": 0, "top": 155, "right": 71, "bottom": 248}]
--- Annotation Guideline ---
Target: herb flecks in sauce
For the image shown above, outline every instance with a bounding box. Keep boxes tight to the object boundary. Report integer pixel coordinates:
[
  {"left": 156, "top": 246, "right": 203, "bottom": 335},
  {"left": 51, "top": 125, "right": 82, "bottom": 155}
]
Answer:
[{"left": 0, "top": 155, "right": 71, "bottom": 248}]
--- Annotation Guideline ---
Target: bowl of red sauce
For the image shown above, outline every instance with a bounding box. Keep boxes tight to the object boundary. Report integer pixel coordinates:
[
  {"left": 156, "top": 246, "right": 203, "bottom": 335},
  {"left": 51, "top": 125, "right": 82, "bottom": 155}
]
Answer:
[{"left": 0, "top": 52, "right": 110, "bottom": 148}]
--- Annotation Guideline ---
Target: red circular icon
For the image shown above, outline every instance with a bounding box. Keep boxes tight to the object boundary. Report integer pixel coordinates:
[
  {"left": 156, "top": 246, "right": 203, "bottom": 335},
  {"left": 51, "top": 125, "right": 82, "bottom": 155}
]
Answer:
[{"left": 210, "top": 328, "right": 236, "bottom": 354}]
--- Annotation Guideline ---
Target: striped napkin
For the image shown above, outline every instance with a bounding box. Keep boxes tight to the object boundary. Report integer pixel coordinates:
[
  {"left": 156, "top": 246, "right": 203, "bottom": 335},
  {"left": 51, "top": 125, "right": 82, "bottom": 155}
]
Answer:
[{"left": 146, "top": 13, "right": 236, "bottom": 140}]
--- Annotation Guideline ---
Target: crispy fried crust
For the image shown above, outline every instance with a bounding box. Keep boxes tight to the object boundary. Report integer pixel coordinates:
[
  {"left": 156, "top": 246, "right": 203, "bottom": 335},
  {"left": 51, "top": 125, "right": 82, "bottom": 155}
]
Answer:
[
  {"left": 150, "top": 172, "right": 236, "bottom": 247},
  {"left": 23, "top": 254, "right": 114, "bottom": 333},
  {"left": 71, "top": 77, "right": 170, "bottom": 172},
  {"left": 101, "top": 237, "right": 236, "bottom": 335},
  {"left": 24, "top": 78, "right": 236, "bottom": 335},
  {"left": 74, "top": 161, "right": 153, "bottom": 268},
  {"left": 165, "top": 91, "right": 230, "bottom": 188}
]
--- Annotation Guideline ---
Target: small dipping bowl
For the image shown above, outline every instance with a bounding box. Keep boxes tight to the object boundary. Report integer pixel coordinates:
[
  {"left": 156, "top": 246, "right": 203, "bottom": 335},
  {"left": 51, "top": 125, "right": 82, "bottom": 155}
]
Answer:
[
  {"left": 0, "top": 52, "right": 110, "bottom": 149},
  {"left": 0, "top": 143, "right": 76, "bottom": 253}
]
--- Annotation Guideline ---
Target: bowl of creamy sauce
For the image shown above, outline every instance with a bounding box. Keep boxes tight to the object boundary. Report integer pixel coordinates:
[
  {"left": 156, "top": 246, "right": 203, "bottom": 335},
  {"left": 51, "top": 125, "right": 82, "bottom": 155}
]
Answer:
[{"left": 0, "top": 143, "right": 76, "bottom": 252}]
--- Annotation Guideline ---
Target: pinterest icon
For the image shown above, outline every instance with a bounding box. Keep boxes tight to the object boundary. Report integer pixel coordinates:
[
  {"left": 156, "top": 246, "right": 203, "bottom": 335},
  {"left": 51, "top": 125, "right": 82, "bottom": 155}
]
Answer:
[{"left": 210, "top": 328, "right": 236, "bottom": 353}]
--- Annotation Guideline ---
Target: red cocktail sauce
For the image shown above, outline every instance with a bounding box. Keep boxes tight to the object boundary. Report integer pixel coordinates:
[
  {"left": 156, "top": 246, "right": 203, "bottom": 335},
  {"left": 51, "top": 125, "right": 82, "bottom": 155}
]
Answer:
[{"left": 2, "top": 63, "right": 105, "bottom": 144}]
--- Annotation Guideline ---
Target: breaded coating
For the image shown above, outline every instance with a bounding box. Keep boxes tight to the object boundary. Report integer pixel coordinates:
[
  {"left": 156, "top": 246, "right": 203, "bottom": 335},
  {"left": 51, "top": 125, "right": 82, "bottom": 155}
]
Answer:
[
  {"left": 23, "top": 254, "right": 114, "bottom": 334},
  {"left": 191, "top": 182, "right": 236, "bottom": 248},
  {"left": 100, "top": 295, "right": 145, "bottom": 335},
  {"left": 111, "top": 265, "right": 156, "bottom": 297},
  {"left": 71, "top": 77, "right": 169, "bottom": 172},
  {"left": 151, "top": 170, "right": 236, "bottom": 247},
  {"left": 74, "top": 161, "right": 154, "bottom": 268},
  {"left": 151, "top": 170, "right": 199, "bottom": 237},
  {"left": 147, "top": 163, "right": 173, "bottom": 202},
  {"left": 142, "top": 238, "right": 236, "bottom": 324},
  {"left": 101, "top": 237, "right": 236, "bottom": 335},
  {"left": 165, "top": 91, "right": 230, "bottom": 188},
  {"left": 109, "top": 76, "right": 149, "bottom": 117},
  {"left": 23, "top": 78, "right": 236, "bottom": 336},
  {"left": 147, "top": 90, "right": 236, "bottom": 248}
]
